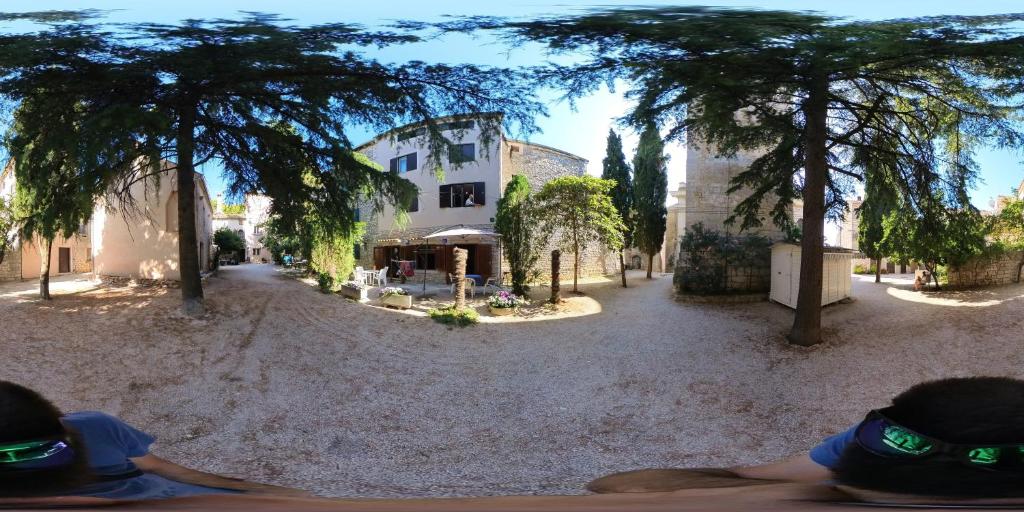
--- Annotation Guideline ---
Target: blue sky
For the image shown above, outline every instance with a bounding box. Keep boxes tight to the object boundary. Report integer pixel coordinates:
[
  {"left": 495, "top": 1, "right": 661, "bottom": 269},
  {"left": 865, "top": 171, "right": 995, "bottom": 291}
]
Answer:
[{"left": 5, "top": 1, "right": 1024, "bottom": 212}]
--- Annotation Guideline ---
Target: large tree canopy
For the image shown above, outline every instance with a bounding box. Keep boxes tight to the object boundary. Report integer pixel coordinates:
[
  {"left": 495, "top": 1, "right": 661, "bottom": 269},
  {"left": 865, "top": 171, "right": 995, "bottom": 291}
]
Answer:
[
  {"left": 0, "top": 12, "right": 544, "bottom": 314},
  {"left": 449, "top": 7, "right": 1024, "bottom": 345}
]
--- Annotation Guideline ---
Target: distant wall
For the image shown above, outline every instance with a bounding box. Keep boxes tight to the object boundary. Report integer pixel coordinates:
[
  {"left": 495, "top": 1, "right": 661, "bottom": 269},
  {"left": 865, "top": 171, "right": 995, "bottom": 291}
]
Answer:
[
  {"left": 0, "top": 240, "right": 21, "bottom": 281},
  {"left": 947, "top": 251, "right": 1024, "bottom": 289}
]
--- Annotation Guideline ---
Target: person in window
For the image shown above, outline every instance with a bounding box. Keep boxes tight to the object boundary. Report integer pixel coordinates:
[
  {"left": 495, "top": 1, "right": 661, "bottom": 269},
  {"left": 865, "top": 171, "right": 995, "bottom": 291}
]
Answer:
[
  {"left": 0, "top": 380, "right": 306, "bottom": 500},
  {"left": 588, "top": 377, "right": 1024, "bottom": 505},
  {"left": 465, "top": 193, "right": 475, "bottom": 207}
]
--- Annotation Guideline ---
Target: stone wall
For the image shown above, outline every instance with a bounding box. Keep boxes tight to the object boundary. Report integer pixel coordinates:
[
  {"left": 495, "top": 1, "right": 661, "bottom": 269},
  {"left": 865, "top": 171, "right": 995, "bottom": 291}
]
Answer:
[
  {"left": 0, "top": 242, "right": 21, "bottom": 281},
  {"left": 947, "top": 251, "right": 1024, "bottom": 289}
]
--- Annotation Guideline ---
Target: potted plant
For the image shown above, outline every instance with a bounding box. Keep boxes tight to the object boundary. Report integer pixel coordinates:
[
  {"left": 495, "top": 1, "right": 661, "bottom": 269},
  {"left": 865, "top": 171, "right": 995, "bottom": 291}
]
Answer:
[
  {"left": 379, "top": 286, "right": 412, "bottom": 309},
  {"left": 339, "top": 281, "right": 369, "bottom": 302},
  {"left": 487, "top": 290, "right": 526, "bottom": 316}
]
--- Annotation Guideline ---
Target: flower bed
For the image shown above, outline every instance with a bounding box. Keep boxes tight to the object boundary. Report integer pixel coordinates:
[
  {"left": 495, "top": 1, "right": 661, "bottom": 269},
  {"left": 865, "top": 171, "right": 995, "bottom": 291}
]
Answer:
[
  {"left": 487, "top": 291, "right": 527, "bottom": 316},
  {"left": 379, "top": 287, "right": 412, "bottom": 309}
]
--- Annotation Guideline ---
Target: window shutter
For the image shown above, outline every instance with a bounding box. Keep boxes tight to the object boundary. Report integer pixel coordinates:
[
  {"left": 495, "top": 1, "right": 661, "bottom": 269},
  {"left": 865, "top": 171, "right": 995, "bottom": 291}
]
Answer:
[
  {"left": 408, "top": 153, "right": 418, "bottom": 171},
  {"left": 475, "top": 182, "right": 486, "bottom": 205},
  {"left": 439, "top": 185, "right": 451, "bottom": 208},
  {"left": 390, "top": 158, "right": 398, "bottom": 174}
]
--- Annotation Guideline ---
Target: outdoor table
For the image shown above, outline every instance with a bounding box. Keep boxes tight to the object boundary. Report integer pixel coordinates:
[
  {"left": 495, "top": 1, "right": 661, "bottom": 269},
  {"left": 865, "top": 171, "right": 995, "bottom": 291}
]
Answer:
[{"left": 466, "top": 274, "right": 484, "bottom": 286}]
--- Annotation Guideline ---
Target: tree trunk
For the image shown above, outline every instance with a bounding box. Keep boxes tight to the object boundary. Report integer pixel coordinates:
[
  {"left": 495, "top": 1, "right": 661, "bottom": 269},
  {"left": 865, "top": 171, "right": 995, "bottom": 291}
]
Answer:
[
  {"left": 39, "top": 237, "right": 53, "bottom": 300},
  {"left": 453, "top": 247, "right": 467, "bottom": 310},
  {"left": 176, "top": 103, "right": 204, "bottom": 316},
  {"left": 646, "top": 253, "right": 654, "bottom": 279},
  {"left": 550, "top": 249, "right": 561, "bottom": 304},
  {"left": 618, "top": 251, "right": 627, "bottom": 288},
  {"left": 874, "top": 258, "right": 881, "bottom": 283},
  {"left": 573, "top": 243, "right": 580, "bottom": 293},
  {"left": 788, "top": 72, "right": 828, "bottom": 347}
]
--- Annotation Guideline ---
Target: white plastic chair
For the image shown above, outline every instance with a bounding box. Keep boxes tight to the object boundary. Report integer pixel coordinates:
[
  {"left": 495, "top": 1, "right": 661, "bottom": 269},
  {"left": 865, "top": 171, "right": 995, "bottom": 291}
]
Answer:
[
  {"left": 483, "top": 276, "right": 499, "bottom": 291},
  {"left": 449, "top": 276, "right": 476, "bottom": 298},
  {"left": 374, "top": 268, "right": 387, "bottom": 287}
]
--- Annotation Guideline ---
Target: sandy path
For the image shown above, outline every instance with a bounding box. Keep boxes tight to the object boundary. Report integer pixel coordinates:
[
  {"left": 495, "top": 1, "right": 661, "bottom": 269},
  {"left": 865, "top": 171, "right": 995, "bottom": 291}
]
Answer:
[{"left": 2, "top": 266, "right": 1023, "bottom": 497}]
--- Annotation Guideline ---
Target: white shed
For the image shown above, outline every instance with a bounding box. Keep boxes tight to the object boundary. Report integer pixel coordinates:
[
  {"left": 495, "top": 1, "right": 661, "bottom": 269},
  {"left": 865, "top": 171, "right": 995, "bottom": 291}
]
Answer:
[{"left": 770, "top": 243, "right": 853, "bottom": 309}]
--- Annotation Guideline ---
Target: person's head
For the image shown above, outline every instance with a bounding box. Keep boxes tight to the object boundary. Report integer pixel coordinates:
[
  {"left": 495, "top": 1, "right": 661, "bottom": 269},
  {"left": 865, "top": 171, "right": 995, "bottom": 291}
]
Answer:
[
  {"left": 0, "top": 380, "right": 93, "bottom": 497},
  {"left": 835, "top": 377, "right": 1024, "bottom": 499}
]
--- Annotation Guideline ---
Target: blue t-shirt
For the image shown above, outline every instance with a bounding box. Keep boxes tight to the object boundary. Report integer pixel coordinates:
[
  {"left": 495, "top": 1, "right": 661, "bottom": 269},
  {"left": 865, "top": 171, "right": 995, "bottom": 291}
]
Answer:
[
  {"left": 809, "top": 424, "right": 858, "bottom": 469},
  {"left": 62, "top": 411, "right": 240, "bottom": 500}
]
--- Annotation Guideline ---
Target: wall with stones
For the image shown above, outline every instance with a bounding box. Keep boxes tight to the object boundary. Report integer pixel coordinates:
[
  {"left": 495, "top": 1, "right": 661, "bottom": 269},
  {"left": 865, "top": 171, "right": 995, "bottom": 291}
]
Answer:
[
  {"left": 676, "top": 142, "right": 793, "bottom": 294},
  {"left": 684, "top": 143, "right": 788, "bottom": 240},
  {"left": 947, "top": 251, "right": 1024, "bottom": 289},
  {"left": 0, "top": 241, "right": 22, "bottom": 281}
]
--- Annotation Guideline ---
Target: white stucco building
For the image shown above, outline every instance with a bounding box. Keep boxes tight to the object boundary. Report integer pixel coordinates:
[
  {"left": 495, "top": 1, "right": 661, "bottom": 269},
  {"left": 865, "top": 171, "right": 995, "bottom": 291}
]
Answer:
[{"left": 355, "top": 114, "right": 614, "bottom": 283}]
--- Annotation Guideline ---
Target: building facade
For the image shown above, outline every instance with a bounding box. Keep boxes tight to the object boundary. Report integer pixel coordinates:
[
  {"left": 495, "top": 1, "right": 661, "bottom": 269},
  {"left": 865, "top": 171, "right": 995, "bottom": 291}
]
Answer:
[
  {"left": 355, "top": 115, "right": 613, "bottom": 284},
  {"left": 91, "top": 163, "right": 214, "bottom": 281},
  {"left": 0, "top": 164, "right": 93, "bottom": 282}
]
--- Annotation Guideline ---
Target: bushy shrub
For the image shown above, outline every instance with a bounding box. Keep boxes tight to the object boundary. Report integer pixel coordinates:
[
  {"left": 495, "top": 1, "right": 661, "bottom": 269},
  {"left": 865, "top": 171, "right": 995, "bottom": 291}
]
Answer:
[
  {"left": 853, "top": 264, "right": 873, "bottom": 275},
  {"left": 428, "top": 305, "right": 479, "bottom": 326},
  {"left": 676, "top": 223, "right": 771, "bottom": 294},
  {"left": 317, "top": 272, "right": 334, "bottom": 293}
]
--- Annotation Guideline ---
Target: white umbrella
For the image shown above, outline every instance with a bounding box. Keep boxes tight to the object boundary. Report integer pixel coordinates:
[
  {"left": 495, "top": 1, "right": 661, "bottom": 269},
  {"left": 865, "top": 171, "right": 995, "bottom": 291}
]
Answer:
[
  {"left": 423, "top": 225, "right": 501, "bottom": 239},
  {"left": 422, "top": 225, "right": 503, "bottom": 289}
]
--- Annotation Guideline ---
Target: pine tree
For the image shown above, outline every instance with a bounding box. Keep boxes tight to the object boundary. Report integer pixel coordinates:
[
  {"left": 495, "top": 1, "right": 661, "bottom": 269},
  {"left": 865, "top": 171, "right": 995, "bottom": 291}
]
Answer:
[
  {"left": 601, "top": 129, "right": 633, "bottom": 287},
  {"left": 466, "top": 8, "right": 1024, "bottom": 344},
  {"left": 632, "top": 124, "right": 668, "bottom": 279},
  {"left": 0, "top": 12, "right": 542, "bottom": 315}
]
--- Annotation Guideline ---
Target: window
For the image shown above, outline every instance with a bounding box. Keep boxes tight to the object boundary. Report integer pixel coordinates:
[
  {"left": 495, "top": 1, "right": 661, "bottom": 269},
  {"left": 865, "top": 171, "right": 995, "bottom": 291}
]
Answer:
[
  {"left": 408, "top": 195, "right": 419, "bottom": 213},
  {"left": 439, "top": 182, "right": 486, "bottom": 208},
  {"left": 389, "top": 153, "right": 418, "bottom": 174},
  {"left": 439, "top": 120, "right": 474, "bottom": 131},
  {"left": 354, "top": 243, "right": 361, "bottom": 260},
  {"left": 354, "top": 208, "right": 361, "bottom": 222},
  {"left": 254, "top": 225, "right": 263, "bottom": 235},
  {"left": 449, "top": 143, "right": 475, "bottom": 164},
  {"left": 396, "top": 127, "right": 425, "bottom": 142},
  {"left": 252, "top": 248, "right": 260, "bottom": 256}
]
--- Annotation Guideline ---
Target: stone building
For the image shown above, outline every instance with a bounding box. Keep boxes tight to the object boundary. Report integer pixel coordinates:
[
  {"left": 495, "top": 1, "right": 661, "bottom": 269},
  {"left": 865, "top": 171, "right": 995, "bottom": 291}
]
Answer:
[
  {"left": 675, "top": 142, "right": 802, "bottom": 294},
  {"left": 212, "top": 193, "right": 273, "bottom": 263},
  {"left": 355, "top": 114, "right": 615, "bottom": 285},
  {"left": 0, "top": 163, "right": 93, "bottom": 282},
  {"left": 836, "top": 196, "right": 862, "bottom": 251}
]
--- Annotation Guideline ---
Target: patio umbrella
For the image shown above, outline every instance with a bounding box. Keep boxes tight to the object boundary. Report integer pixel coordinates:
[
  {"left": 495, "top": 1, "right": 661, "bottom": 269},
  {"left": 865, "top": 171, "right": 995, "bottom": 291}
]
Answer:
[{"left": 423, "top": 225, "right": 503, "bottom": 288}]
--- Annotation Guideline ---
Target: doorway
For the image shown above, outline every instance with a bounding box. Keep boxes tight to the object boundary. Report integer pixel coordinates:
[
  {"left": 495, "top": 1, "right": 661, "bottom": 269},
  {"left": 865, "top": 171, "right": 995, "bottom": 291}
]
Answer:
[{"left": 58, "top": 247, "right": 71, "bottom": 274}]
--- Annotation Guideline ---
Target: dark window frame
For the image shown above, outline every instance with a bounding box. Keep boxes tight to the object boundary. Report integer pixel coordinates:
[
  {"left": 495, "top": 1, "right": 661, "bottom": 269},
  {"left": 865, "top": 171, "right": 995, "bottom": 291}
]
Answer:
[
  {"left": 389, "top": 152, "right": 418, "bottom": 174},
  {"left": 448, "top": 143, "right": 476, "bottom": 164},
  {"left": 438, "top": 182, "right": 486, "bottom": 208}
]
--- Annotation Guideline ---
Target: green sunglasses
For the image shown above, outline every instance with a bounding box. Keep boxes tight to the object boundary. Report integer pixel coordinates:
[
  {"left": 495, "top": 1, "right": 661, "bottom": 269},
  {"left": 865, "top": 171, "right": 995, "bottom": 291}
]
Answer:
[
  {"left": 855, "top": 410, "right": 1024, "bottom": 469},
  {"left": 0, "top": 439, "right": 69, "bottom": 464}
]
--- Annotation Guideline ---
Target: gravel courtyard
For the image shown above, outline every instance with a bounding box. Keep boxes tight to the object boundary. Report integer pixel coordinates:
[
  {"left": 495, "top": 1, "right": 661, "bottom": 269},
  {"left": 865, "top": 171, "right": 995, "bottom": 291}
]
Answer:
[{"left": 3, "top": 264, "right": 1024, "bottom": 497}]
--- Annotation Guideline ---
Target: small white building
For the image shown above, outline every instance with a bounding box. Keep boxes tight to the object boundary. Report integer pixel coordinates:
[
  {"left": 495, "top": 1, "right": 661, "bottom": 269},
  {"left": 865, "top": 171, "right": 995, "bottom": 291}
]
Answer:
[{"left": 770, "top": 243, "right": 853, "bottom": 309}]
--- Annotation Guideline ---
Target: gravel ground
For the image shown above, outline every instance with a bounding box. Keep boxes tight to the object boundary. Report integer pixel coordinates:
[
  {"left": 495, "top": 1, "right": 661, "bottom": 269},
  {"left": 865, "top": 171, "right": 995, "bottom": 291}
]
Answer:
[{"left": 3, "top": 265, "right": 1024, "bottom": 497}]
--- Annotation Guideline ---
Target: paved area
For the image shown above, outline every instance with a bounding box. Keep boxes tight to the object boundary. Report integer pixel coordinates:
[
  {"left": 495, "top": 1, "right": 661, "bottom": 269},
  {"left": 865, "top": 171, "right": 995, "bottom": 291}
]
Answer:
[{"left": 3, "top": 265, "right": 1023, "bottom": 497}]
